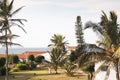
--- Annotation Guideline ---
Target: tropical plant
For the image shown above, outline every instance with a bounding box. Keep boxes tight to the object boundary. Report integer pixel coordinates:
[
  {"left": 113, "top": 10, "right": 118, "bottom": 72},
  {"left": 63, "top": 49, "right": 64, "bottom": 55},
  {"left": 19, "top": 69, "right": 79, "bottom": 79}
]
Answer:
[
  {"left": 84, "top": 11, "right": 120, "bottom": 80},
  {"left": 62, "top": 54, "right": 77, "bottom": 76},
  {"left": 48, "top": 34, "right": 68, "bottom": 74},
  {"left": 0, "top": 0, "right": 26, "bottom": 79}
]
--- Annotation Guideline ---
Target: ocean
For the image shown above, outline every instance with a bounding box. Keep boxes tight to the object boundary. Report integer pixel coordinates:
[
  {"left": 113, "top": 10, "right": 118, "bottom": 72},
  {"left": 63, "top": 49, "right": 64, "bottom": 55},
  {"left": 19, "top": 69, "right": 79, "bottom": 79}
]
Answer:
[{"left": 0, "top": 47, "right": 50, "bottom": 54}]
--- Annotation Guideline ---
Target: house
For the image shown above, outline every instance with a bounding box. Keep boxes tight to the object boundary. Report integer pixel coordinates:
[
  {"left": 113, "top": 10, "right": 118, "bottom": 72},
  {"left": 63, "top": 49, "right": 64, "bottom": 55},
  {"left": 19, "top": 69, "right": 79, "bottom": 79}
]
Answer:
[
  {"left": 18, "top": 51, "right": 46, "bottom": 61},
  {"left": 0, "top": 46, "right": 76, "bottom": 62},
  {"left": 0, "top": 51, "right": 50, "bottom": 62}
]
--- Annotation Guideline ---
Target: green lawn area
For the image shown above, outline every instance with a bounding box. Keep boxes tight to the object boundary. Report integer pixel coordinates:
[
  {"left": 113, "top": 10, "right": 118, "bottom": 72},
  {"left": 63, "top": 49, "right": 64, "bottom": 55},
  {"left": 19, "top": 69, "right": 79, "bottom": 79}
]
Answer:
[{"left": 0, "top": 68, "right": 88, "bottom": 80}]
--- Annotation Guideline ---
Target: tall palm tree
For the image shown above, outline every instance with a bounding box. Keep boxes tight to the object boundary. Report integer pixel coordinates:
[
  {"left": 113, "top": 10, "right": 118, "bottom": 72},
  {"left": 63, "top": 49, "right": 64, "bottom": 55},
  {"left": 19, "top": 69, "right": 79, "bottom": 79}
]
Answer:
[
  {"left": 84, "top": 11, "right": 120, "bottom": 80},
  {"left": 0, "top": 0, "right": 26, "bottom": 80},
  {"left": 48, "top": 34, "right": 68, "bottom": 74}
]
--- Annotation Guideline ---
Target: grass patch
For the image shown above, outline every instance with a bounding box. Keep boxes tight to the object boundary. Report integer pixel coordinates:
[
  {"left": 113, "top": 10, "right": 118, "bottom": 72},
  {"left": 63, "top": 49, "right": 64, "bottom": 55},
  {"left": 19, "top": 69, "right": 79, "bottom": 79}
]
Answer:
[{"left": 1, "top": 68, "right": 87, "bottom": 80}]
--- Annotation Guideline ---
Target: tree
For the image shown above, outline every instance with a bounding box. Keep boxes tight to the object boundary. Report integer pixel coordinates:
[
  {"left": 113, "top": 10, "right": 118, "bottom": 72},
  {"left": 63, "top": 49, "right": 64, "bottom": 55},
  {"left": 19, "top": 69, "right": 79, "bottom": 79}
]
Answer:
[
  {"left": 75, "top": 16, "right": 85, "bottom": 47},
  {"left": 0, "top": 57, "right": 6, "bottom": 67},
  {"left": 35, "top": 55, "right": 44, "bottom": 63},
  {"left": 8, "top": 54, "right": 19, "bottom": 64},
  {"left": 13, "top": 55, "right": 19, "bottom": 64},
  {"left": 48, "top": 34, "right": 67, "bottom": 74},
  {"left": 84, "top": 11, "right": 120, "bottom": 80},
  {"left": 0, "top": 0, "right": 26, "bottom": 79},
  {"left": 28, "top": 54, "right": 35, "bottom": 62}
]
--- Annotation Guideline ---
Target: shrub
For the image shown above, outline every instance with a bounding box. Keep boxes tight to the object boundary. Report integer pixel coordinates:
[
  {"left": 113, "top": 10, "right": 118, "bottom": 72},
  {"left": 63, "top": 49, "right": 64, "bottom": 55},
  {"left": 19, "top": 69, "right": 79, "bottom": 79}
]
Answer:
[
  {"left": 16, "top": 64, "right": 28, "bottom": 70},
  {"left": 28, "top": 62, "right": 37, "bottom": 70},
  {"left": 11, "top": 67, "right": 19, "bottom": 72},
  {"left": 0, "top": 67, "right": 6, "bottom": 76}
]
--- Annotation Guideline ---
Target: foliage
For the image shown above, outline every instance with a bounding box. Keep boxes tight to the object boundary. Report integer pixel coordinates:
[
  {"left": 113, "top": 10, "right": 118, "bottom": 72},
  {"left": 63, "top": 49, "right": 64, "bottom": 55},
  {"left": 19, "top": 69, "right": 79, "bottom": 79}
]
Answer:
[
  {"left": 69, "top": 50, "right": 77, "bottom": 62},
  {"left": 0, "top": 67, "right": 6, "bottom": 76},
  {"left": 8, "top": 55, "right": 19, "bottom": 64},
  {"left": 28, "top": 61, "right": 37, "bottom": 70},
  {"left": 35, "top": 55, "right": 44, "bottom": 63},
  {"left": 28, "top": 54, "right": 35, "bottom": 62},
  {"left": 16, "top": 64, "right": 28, "bottom": 70},
  {"left": 75, "top": 16, "right": 85, "bottom": 46},
  {"left": 63, "top": 55, "right": 77, "bottom": 76},
  {"left": 13, "top": 55, "right": 19, "bottom": 64},
  {"left": 0, "top": 57, "right": 6, "bottom": 67},
  {"left": 85, "top": 11, "right": 120, "bottom": 80},
  {"left": 0, "top": 0, "right": 26, "bottom": 79},
  {"left": 11, "top": 67, "right": 19, "bottom": 72},
  {"left": 48, "top": 34, "right": 68, "bottom": 74}
]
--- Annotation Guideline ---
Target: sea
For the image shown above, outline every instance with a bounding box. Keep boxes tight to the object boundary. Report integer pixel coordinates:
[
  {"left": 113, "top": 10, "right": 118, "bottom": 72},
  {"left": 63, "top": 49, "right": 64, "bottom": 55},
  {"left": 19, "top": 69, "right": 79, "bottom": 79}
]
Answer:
[{"left": 0, "top": 47, "right": 50, "bottom": 54}]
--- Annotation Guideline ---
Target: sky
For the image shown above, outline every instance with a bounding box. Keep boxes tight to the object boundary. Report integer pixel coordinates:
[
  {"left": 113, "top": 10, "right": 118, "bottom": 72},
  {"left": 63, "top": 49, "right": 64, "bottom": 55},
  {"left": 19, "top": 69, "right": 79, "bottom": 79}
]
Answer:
[{"left": 9, "top": 0, "right": 120, "bottom": 48}]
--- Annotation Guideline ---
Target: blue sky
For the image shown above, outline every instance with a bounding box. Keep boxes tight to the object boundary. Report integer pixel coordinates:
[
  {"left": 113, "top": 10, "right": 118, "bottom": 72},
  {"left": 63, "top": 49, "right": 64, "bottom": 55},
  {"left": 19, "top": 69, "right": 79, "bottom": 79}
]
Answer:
[{"left": 10, "top": 0, "right": 120, "bottom": 48}]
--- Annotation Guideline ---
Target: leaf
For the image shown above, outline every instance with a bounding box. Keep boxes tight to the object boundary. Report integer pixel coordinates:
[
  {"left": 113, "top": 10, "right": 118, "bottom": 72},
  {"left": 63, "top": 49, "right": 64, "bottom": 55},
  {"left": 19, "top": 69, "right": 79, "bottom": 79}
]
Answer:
[{"left": 11, "top": 6, "right": 25, "bottom": 16}]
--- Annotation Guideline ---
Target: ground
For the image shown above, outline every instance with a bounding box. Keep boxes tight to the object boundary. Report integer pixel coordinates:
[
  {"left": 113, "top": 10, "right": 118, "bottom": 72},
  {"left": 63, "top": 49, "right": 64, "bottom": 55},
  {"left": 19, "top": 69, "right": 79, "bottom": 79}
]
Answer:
[{"left": 1, "top": 68, "right": 88, "bottom": 80}]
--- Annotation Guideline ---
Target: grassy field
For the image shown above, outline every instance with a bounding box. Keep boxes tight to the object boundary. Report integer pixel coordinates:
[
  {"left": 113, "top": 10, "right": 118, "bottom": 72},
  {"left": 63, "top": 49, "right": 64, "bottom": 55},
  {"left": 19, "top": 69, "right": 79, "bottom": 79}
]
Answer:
[{"left": 0, "top": 68, "right": 88, "bottom": 80}]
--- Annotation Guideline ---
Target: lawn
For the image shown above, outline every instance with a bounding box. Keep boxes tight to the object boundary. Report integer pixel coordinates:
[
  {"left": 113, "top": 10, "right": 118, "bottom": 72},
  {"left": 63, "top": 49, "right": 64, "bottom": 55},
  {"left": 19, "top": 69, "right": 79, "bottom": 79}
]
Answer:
[{"left": 0, "top": 68, "right": 88, "bottom": 80}]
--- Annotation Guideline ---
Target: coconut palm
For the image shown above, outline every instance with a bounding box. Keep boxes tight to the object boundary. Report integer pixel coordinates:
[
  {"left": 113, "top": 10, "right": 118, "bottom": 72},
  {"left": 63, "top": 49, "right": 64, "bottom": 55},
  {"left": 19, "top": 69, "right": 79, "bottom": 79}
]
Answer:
[
  {"left": 0, "top": 0, "right": 26, "bottom": 80},
  {"left": 84, "top": 11, "right": 120, "bottom": 80},
  {"left": 48, "top": 34, "right": 68, "bottom": 74}
]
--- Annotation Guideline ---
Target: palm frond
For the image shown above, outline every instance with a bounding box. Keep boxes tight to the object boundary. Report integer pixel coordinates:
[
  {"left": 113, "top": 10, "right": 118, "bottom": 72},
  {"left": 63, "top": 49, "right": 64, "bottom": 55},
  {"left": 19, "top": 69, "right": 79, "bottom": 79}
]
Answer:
[
  {"left": 8, "top": 0, "right": 14, "bottom": 13},
  {"left": 104, "top": 62, "right": 113, "bottom": 80},
  {"left": 10, "top": 19, "right": 27, "bottom": 25},
  {"left": 85, "top": 21, "right": 103, "bottom": 35},
  {"left": 11, "top": 22, "right": 27, "bottom": 33},
  {"left": 11, "top": 6, "right": 25, "bottom": 16},
  {"left": 0, "top": 41, "right": 23, "bottom": 47}
]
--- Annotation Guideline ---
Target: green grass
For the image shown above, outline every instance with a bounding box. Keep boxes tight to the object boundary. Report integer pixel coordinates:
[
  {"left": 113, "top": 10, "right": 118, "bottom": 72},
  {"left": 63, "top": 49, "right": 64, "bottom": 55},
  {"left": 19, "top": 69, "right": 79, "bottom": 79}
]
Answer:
[{"left": 0, "top": 68, "right": 88, "bottom": 80}]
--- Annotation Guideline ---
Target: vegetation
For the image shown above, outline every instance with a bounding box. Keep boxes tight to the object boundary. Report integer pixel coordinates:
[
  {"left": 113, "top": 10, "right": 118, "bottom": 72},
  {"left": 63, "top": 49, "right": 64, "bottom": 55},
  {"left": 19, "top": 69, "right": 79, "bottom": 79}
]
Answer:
[
  {"left": 8, "top": 55, "right": 19, "bottom": 64},
  {"left": 48, "top": 34, "right": 68, "bottom": 74},
  {"left": 1, "top": 68, "right": 87, "bottom": 80},
  {"left": 84, "top": 11, "right": 120, "bottom": 80},
  {"left": 0, "top": 57, "right": 6, "bottom": 75},
  {"left": 63, "top": 54, "right": 77, "bottom": 76},
  {"left": 35, "top": 55, "right": 44, "bottom": 64},
  {"left": 75, "top": 16, "right": 85, "bottom": 47},
  {"left": 0, "top": 0, "right": 26, "bottom": 80},
  {"left": 28, "top": 54, "right": 35, "bottom": 62}
]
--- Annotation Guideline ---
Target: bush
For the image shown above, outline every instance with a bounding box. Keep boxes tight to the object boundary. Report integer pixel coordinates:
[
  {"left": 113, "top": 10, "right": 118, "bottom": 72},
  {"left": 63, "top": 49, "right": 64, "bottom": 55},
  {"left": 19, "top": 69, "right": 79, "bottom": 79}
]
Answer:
[
  {"left": 28, "top": 62, "right": 37, "bottom": 70},
  {"left": 11, "top": 67, "right": 19, "bottom": 72},
  {"left": 16, "top": 64, "right": 28, "bottom": 70},
  {"left": 0, "top": 67, "right": 6, "bottom": 76}
]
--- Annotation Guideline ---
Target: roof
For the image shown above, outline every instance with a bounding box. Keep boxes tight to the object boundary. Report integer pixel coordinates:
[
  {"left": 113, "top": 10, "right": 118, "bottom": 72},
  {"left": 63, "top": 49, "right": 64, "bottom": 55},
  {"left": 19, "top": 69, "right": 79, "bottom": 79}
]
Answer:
[
  {"left": 68, "top": 46, "right": 76, "bottom": 51},
  {"left": 0, "top": 51, "right": 47, "bottom": 59},
  {"left": 0, "top": 54, "right": 6, "bottom": 58},
  {"left": 18, "top": 51, "right": 47, "bottom": 59}
]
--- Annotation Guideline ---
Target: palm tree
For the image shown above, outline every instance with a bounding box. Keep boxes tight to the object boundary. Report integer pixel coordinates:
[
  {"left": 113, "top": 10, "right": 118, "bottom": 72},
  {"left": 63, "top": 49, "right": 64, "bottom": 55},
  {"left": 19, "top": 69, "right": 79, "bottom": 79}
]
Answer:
[
  {"left": 0, "top": 0, "right": 26, "bottom": 80},
  {"left": 84, "top": 11, "right": 120, "bottom": 80},
  {"left": 48, "top": 34, "right": 68, "bottom": 74}
]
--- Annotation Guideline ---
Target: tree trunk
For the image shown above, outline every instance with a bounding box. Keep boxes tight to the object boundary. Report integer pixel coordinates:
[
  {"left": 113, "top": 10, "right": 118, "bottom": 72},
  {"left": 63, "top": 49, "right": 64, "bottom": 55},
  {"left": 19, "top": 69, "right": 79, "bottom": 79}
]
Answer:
[
  {"left": 5, "top": 30, "right": 9, "bottom": 80},
  {"left": 114, "top": 58, "right": 119, "bottom": 80},
  {"left": 90, "top": 72, "right": 94, "bottom": 80},
  {"left": 54, "top": 65, "right": 58, "bottom": 74}
]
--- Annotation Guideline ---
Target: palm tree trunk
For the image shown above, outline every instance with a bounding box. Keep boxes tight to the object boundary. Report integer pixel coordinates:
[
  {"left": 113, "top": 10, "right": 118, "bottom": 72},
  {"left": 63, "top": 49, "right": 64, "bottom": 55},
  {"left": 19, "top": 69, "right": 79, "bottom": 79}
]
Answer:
[
  {"left": 5, "top": 29, "right": 9, "bottom": 80},
  {"left": 114, "top": 58, "right": 119, "bottom": 80}
]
